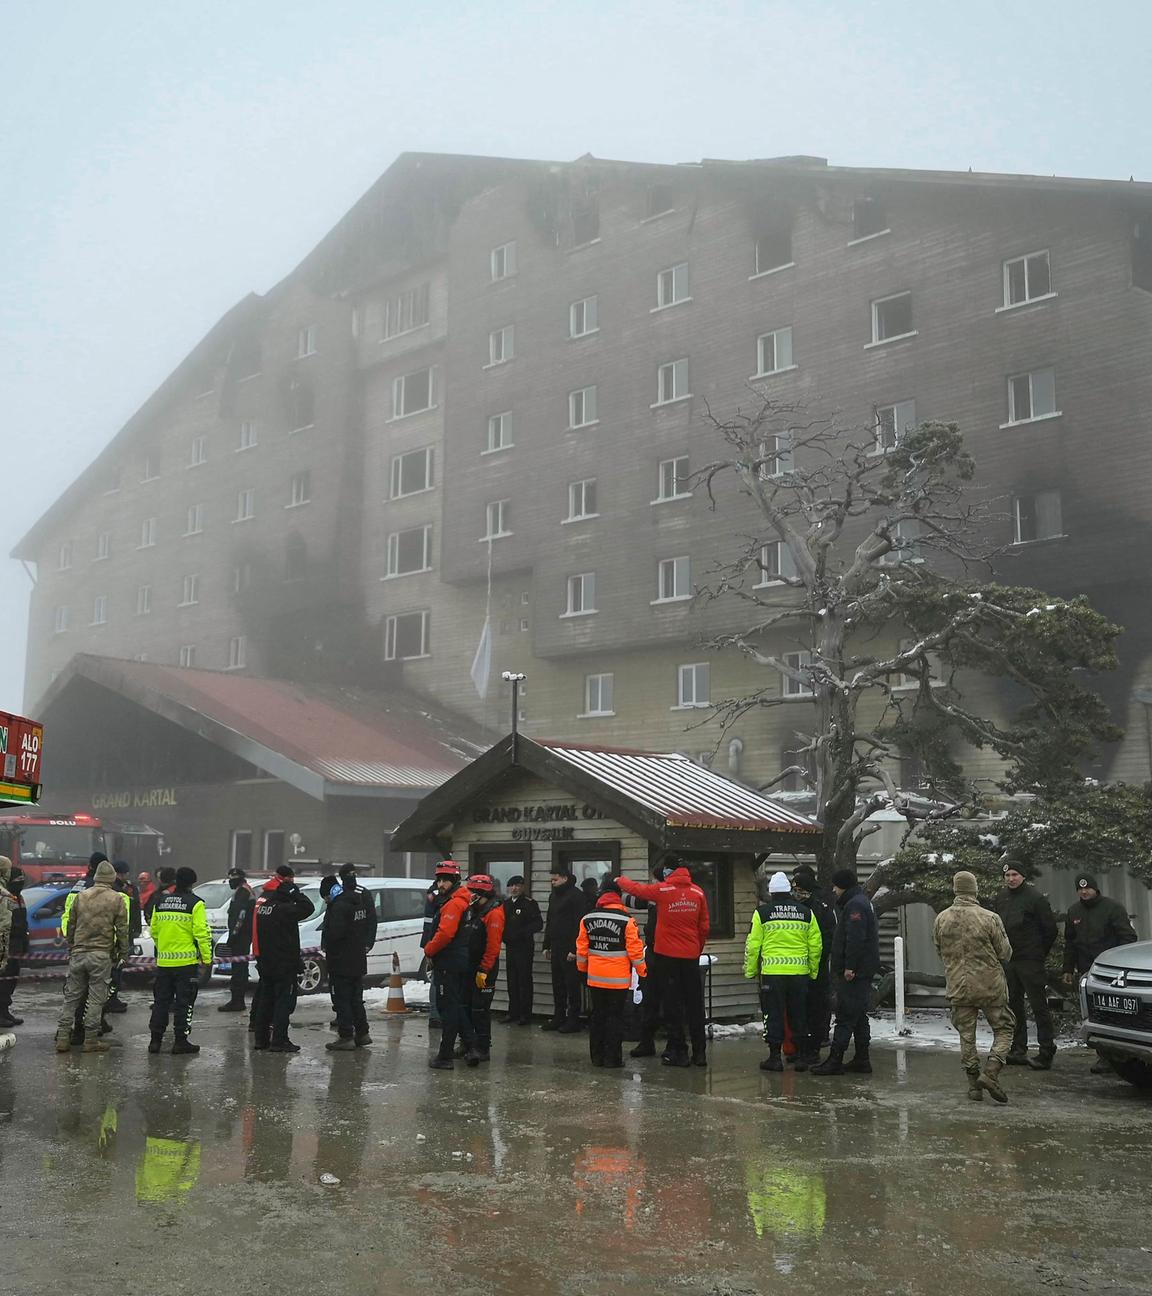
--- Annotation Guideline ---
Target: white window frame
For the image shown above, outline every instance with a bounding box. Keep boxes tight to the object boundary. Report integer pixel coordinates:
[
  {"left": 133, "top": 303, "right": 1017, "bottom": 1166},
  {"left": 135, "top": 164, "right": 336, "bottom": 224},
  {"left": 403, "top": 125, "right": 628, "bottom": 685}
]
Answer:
[
  {"left": 53, "top": 606, "right": 70, "bottom": 634},
  {"left": 484, "top": 412, "right": 513, "bottom": 455},
  {"left": 238, "top": 419, "right": 258, "bottom": 451},
  {"left": 568, "top": 385, "right": 598, "bottom": 429},
  {"left": 569, "top": 295, "right": 599, "bottom": 338},
  {"left": 179, "top": 573, "right": 199, "bottom": 607},
  {"left": 138, "top": 518, "right": 156, "bottom": 549},
  {"left": 754, "top": 326, "right": 795, "bottom": 377},
  {"left": 654, "top": 262, "right": 690, "bottom": 310},
  {"left": 1012, "top": 490, "right": 1064, "bottom": 545},
  {"left": 892, "top": 637, "right": 944, "bottom": 691},
  {"left": 234, "top": 489, "right": 255, "bottom": 523},
  {"left": 486, "top": 324, "right": 515, "bottom": 367},
  {"left": 391, "top": 367, "right": 435, "bottom": 420},
  {"left": 384, "top": 609, "right": 431, "bottom": 661},
  {"left": 297, "top": 325, "right": 316, "bottom": 358},
  {"left": 752, "top": 229, "right": 794, "bottom": 278},
  {"left": 57, "top": 541, "right": 72, "bottom": 571},
  {"left": 178, "top": 644, "right": 196, "bottom": 668},
  {"left": 868, "top": 292, "right": 916, "bottom": 347},
  {"left": 91, "top": 595, "right": 107, "bottom": 626},
  {"left": 565, "top": 478, "right": 598, "bottom": 523},
  {"left": 581, "top": 672, "right": 615, "bottom": 718},
  {"left": 288, "top": 471, "right": 311, "bottom": 508},
  {"left": 136, "top": 584, "right": 152, "bottom": 616},
  {"left": 562, "top": 572, "right": 597, "bottom": 617},
  {"left": 676, "top": 662, "right": 710, "bottom": 709},
  {"left": 382, "top": 282, "right": 431, "bottom": 339},
  {"left": 390, "top": 446, "right": 435, "bottom": 498},
  {"left": 385, "top": 525, "right": 433, "bottom": 578},
  {"left": 95, "top": 530, "right": 111, "bottom": 561},
  {"left": 188, "top": 436, "right": 207, "bottom": 468},
  {"left": 227, "top": 635, "right": 247, "bottom": 670},
  {"left": 758, "top": 434, "right": 794, "bottom": 479},
  {"left": 141, "top": 454, "right": 159, "bottom": 482},
  {"left": 1004, "top": 368, "right": 1060, "bottom": 427},
  {"left": 654, "top": 456, "right": 690, "bottom": 504},
  {"left": 878, "top": 520, "right": 923, "bottom": 566},
  {"left": 754, "top": 541, "right": 798, "bottom": 588},
  {"left": 653, "top": 358, "right": 691, "bottom": 407},
  {"left": 482, "top": 499, "right": 512, "bottom": 540},
  {"left": 781, "top": 651, "right": 815, "bottom": 698},
  {"left": 184, "top": 503, "right": 204, "bottom": 536},
  {"left": 490, "top": 241, "right": 517, "bottom": 282},
  {"left": 1001, "top": 250, "right": 1054, "bottom": 310},
  {"left": 654, "top": 555, "right": 692, "bottom": 604},
  {"left": 874, "top": 400, "right": 917, "bottom": 454}
]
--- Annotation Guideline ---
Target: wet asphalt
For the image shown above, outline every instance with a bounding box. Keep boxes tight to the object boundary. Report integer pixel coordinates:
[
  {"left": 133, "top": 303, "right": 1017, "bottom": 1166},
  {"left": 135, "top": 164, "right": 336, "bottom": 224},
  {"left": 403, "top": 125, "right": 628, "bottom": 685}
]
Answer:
[{"left": 1, "top": 980, "right": 1150, "bottom": 1296}]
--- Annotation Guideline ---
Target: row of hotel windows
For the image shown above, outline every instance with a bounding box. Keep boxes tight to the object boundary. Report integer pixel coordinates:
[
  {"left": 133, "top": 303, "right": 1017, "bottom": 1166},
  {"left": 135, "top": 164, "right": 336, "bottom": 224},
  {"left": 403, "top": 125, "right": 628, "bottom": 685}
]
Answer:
[
  {"left": 56, "top": 572, "right": 226, "bottom": 629},
  {"left": 578, "top": 657, "right": 816, "bottom": 718}
]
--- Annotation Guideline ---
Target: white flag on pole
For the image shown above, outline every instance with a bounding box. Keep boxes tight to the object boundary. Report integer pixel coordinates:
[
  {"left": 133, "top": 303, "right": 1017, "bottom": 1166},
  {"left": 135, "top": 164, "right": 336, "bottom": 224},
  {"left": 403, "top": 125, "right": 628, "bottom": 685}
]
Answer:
[{"left": 470, "top": 615, "right": 492, "bottom": 699}]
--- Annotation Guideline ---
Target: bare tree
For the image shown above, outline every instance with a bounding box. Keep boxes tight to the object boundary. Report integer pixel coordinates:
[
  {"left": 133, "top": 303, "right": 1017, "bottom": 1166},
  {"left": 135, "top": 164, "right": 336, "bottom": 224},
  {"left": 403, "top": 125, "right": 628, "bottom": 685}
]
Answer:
[{"left": 695, "top": 396, "right": 1121, "bottom": 898}]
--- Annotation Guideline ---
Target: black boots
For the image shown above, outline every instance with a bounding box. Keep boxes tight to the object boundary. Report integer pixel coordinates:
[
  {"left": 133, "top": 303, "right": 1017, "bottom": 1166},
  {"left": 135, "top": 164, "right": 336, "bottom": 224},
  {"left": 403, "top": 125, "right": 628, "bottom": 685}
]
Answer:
[
  {"left": 844, "top": 1047, "right": 872, "bottom": 1074},
  {"left": 1028, "top": 1047, "right": 1056, "bottom": 1071},
  {"left": 104, "top": 995, "right": 127, "bottom": 1014},
  {"left": 172, "top": 1037, "right": 200, "bottom": 1055},
  {"left": 1005, "top": 1050, "right": 1030, "bottom": 1066},
  {"left": 760, "top": 1044, "right": 783, "bottom": 1072},
  {"left": 629, "top": 1040, "right": 656, "bottom": 1058},
  {"left": 810, "top": 1046, "right": 846, "bottom": 1075},
  {"left": 148, "top": 1033, "right": 164, "bottom": 1054},
  {"left": 217, "top": 999, "right": 246, "bottom": 1013}
]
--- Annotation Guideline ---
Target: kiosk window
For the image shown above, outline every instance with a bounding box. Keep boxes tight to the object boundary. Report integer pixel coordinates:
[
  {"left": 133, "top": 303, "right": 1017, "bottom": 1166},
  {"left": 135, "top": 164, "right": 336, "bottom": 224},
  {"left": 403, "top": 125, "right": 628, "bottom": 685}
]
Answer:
[
  {"left": 469, "top": 845, "right": 530, "bottom": 899},
  {"left": 552, "top": 841, "right": 621, "bottom": 891},
  {"left": 665, "top": 855, "right": 735, "bottom": 940}
]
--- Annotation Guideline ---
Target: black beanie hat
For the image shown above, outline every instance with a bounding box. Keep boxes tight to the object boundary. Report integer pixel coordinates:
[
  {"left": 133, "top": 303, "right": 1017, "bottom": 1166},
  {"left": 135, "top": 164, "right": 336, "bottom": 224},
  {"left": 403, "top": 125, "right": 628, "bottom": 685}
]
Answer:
[
  {"left": 89, "top": 851, "right": 109, "bottom": 868},
  {"left": 276, "top": 865, "right": 295, "bottom": 880},
  {"left": 338, "top": 862, "right": 358, "bottom": 881},
  {"left": 175, "top": 866, "right": 197, "bottom": 889},
  {"left": 599, "top": 876, "right": 622, "bottom": 896},
  {"left": 831, "top": 867, "right": 858, "bottom": 889},
  {"left": 1076, "top": 874, "right": 1100, "bottom": 893},
  {"left": 792, "top": 865, "right": 819, "bottom": 890},
  {"left": 319, "top": 875, "right": 338, "bottom": 899}
]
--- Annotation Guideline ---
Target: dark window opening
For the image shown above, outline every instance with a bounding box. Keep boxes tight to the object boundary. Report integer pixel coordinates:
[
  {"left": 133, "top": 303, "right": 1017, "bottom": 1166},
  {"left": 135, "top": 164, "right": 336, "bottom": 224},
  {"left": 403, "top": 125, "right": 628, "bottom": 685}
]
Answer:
[
  {"left": 853, "top": 197, "right": 888, "bottom": 240},
  {"left": 263, "top": 830, "right": 285, "bottom": 872},
  {"left": 231, "top": 335, "right": 262, "bottom": 378},
  {"left": 656, "top": 852, "right": 735, "bottom": 940},
  {"left": 755, "top": 225, "right": 793, "bottom": 273},
  {"left": 645, "top": 183, "right": 675, "bottom": 218},
  {"left": 1133, "top": 218, "right": 1152, "bottom": 292},
  {"left": 776, "top": 741, "right": 815, "bottom": 793},
  {"left": 572, "top": 199, "right": 600, "bottom": 246},
  {"left": 230, "top": 830, "right": 252, "bottom": 871}
]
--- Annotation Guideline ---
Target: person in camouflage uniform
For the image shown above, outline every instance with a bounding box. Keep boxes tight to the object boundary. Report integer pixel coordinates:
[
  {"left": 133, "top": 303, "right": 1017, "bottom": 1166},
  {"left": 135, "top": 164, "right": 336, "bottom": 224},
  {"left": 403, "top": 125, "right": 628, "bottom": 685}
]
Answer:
[
  {"left": 0, "top": 856, "right": 16, "bottom": 970},
  {"left": 55, "top": 860, "right": 129, "bottom": 1054},
  {"left": 933, "top": 870, "right": 1016, "bottom": 1104}
]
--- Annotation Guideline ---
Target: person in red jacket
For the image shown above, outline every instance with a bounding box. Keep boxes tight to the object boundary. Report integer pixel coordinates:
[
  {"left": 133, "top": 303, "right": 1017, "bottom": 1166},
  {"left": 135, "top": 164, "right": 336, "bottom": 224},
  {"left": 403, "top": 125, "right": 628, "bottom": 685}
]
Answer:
[
  {"left": 423, "top": 862, "right": 479, "bottom": 1070},
  {"left": 618, "top": 861, "right": 710, "bottom": 1068},
  {"left": 464, "top": 874, "right": 505, "bottom": 1061}
]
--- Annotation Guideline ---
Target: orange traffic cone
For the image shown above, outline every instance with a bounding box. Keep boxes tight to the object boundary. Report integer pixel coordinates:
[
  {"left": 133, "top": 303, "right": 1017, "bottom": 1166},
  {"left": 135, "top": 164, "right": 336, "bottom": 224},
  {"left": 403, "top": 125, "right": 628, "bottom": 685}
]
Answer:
[{"left": 385, "top": 952, "right": 407, "bottom": 1015}]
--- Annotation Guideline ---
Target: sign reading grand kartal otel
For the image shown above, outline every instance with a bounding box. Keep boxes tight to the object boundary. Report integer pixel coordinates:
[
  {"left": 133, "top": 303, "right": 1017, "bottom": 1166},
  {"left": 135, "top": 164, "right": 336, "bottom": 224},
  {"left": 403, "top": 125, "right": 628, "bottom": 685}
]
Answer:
[{"left": 0, "top": 709, "right": 44, "bottom": 805}]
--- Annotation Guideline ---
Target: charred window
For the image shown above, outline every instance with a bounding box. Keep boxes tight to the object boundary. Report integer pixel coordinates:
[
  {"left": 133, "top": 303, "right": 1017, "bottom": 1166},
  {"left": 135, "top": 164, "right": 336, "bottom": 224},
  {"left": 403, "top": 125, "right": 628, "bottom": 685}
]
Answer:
[
  {"left": 755, "top": 224, "right": 793, "bottom": 274},
  {"left": 1133, "top": 217, "right": 1152, "bottom": 292},
  {"left": 288, "top": 379, "right": 314, "bottom": 430},
  {"left": 852, "top": 197, "right": 888, "bottom": 240},
  {"left": 645, "top": 183, "right": 675, "bottom": 219},
  {"left": 571, "top": 197, "right": 600, "bottom": 246}
]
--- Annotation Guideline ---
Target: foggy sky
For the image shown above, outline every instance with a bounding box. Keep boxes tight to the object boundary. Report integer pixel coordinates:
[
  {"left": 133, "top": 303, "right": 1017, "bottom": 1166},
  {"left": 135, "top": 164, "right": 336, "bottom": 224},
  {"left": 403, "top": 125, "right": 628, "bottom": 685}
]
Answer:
[{"left": 3, "top": 0, "right": 1150, "bottom": 715}]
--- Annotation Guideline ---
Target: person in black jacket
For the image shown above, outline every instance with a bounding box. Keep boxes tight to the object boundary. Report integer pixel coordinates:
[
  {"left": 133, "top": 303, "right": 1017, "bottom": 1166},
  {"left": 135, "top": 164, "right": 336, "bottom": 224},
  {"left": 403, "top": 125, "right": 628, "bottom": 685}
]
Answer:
[
  {"left": 250, "top": 866, "right": 315, "bottom": 1053},
  {"left": 323, "top": 864, "right": 378, "bottom": 1051},
  {"left": 792, "top": 865, "right": 836, "bottom": 1065},
  {"left": 991, "top": 855, "right": 1059, "bottom": 1069},
  {"left": 541, "top": 869, "right": 591, "bottom": 1033},
  {"left": 144, "top": 867, "right": 177, "bottom": 921},
  {"left": 501, "top": 875, "right": 542, "bottom": 1025},
  {"left": 0, "top": 865, "right": 28, "bottom": 1027},
  {"left": 811, "top": 869, "right": 881, "bottom": 1077},
  {"left": 105, "top": 861, "right": 143, "bottom": 1014},
  {"left": 218, "top": 867, "right": 255, "bottom": 1013},
  {"left": 420, "top": 881, "right": 442, "bottom": 1028},
  {"left": 629, "top": 862, "right": 667, "bottom": 1058}
]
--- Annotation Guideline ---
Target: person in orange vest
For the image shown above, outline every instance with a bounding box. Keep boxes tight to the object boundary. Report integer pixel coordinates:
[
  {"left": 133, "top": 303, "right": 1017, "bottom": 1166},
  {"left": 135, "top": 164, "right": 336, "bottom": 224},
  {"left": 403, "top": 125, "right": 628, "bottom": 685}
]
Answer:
[
  {"left": 423, "top": 863, "right": 479, "bottom": 1070},
  {"left": 576, "top": 878, "right": 647, "bottom": 1068},
  {"left": 463, "top": 875, "right": 505, "bottom": 1061}
]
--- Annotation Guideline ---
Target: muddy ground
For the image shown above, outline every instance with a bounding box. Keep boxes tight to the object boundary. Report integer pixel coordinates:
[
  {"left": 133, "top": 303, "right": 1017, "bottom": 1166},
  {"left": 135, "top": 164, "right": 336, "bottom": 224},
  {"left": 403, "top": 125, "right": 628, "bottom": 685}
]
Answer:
[{"left": 1, "top": 980, "right": 1149, "bottom": 1296}]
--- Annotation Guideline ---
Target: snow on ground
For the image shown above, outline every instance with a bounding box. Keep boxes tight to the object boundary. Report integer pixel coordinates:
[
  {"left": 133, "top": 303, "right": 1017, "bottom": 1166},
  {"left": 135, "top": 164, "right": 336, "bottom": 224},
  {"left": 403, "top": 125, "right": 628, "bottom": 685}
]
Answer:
[{"left": 363, "top": 977, "right": 430, "bottom": 1008}]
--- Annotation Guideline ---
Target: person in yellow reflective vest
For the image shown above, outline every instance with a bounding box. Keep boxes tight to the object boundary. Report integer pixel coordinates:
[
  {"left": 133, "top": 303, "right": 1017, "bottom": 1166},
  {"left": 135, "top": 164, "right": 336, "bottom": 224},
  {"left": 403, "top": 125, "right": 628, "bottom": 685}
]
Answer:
[{"left": 147, "top": 867, "right": 212, "bottom": 1056}]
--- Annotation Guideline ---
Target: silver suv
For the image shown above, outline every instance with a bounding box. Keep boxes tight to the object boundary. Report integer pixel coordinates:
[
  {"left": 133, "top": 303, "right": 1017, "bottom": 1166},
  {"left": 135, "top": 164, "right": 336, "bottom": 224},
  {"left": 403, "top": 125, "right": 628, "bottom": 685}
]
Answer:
[{"left": 1081, "top": 940, "right": 1152, "bottom": 1090}]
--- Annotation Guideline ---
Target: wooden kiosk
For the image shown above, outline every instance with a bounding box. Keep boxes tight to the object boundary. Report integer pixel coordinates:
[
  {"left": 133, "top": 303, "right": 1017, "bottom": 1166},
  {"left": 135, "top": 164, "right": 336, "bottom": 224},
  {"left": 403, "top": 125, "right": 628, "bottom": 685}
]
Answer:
[{"left": 390, "top": 734, "right": 820, "bottom": 1021}]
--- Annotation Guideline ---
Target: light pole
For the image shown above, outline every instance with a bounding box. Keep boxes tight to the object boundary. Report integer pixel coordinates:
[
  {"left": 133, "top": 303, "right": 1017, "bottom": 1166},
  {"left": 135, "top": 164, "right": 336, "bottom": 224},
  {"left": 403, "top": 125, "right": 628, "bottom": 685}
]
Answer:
[{"left": 501, "top": 670, "right": 526, "bottom": 760}]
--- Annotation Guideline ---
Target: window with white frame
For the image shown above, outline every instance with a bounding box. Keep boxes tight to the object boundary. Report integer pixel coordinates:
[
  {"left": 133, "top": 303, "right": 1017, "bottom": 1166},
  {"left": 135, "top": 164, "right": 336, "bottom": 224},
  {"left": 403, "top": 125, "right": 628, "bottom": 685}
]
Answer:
[
  {"left": 235, "top": 489, "right": 255, "bottom": 522},
  {"left": 178, "top": 644, "right": 196, "bottom": 668},
  {"left": 654, "top": 456, "right": 690, "bottom": 502},
  {"left": 853, "top": 197, "right": 888, "bottom": 241},
  {"left": 384, "top": 609, "right": 431, "bottom": 660},
  {"left": 386, "top": 525, "right": 433, "bottom": 576},
  {"left": 488, "top": 324, "right": 514, "bottom": 366},
  {"left": 94, "top": 531, "right": 111, "bottom": 561},
  {"left": 185, "top": 503, "right": 204, "bottom": 536},
  {"left": 485, "top": 412, "right": 512, "bottom": 453},
  {"left": 138, "top": 518, "right": 156, "bottom": 548},
  {"left": 568, "top": 385, "right": 598, "bottom": 429},
  {"left": 569, "top": 295, "right": 599, "bottom": 338},
  {"left": 288, "top": 381, "right": 314, "bottom": 430},
  {"left": 57, "top": 541, "right": 72, "bottom": 571},
  {"left": 136, "top": 584, "right": 152, "bottom": 616},
  {"left": 892, "top": 637, "right": 944, "bottom": 691},
  {"left": 1003, "top": 250, "right": 1052, "bottom": 307},
  {"left": 582, "top": 672, "right": 615, "bottom": 716},
  {"left": 756, "top": 326, "right": 794, "bottom": 375},
  {"left": 656, "top": 555, "right": 691, "bottom": 602},
  {"left": 781, "top": 651, "right": 814, "bottom": 697},
  {"left": 874, "top": 399, "right": 917, "bottom": 452},
  {"left": 1006, "top": 367, "right": 1058, "bottom": 424},
  {"left": 383, "top": 282, "right": 430, "bottom": 338},
  {"left": 566, "top": 478, "right": 598, "bottom": 521},
  {"left": 878, "top": 520, "right": 923, "bottom": 565},
  {"left": 758, "top": 434, "right": 794, "bottom": 479},
  {"left": 188, "top": 436, "right": 207, "bottom": 467},
  {"left": 656, "top": 262, "right": 690, "bottom": 309},
  {"left": 390, "top": 446, "right": 435, "bottom": 498},
  {"left": 238, "top": 419, "right": 258, "bottom": 451},
  {"left": 677, "top": 662, "right": 710, "bottom": 708},
  {"left": 288, "top": 471, "right": 311, "bottom": 507},
  {"left": 227, "top": 635, "right": 246, "bottom": 669},
  {"left": 179, "top": 573, "right": 199, "bottom": 606},
  {"left": 297, "top": 325, "right": 316, "bottom": 358},
  {"left": 754, "top": 225, "right": 793, "bottom": 274},
  {"left": 655, "top": 358, "right": 690, "bottom": 404},
  {"left": 91, "top": 595, "right": 107, "bottom": 626},
  {"left": 564, "top": 572, "right": 596, "bottom": 616},
  {"left": 490, "top": 241, "right": 517, "bottom": 281},
  {"left": 482, "top": 500, "right": 511, "bottom": 539},
  {"left": 231, "top": 563, "right": 251, "bottom": 594},
  {"left": 755, "top": 541, "right": 798, "bottom": 586},
  {"left": 54, "top": 606, "right": 69, "bottom": 634},
  {"left": 1013, "top": 490, "right": 1063, "bottom": 543},
  {"left": 141, "top": 454, "right": 159, "bottom": 482},
  {"left": 392, "top": 367, "right": 434, "bottom": 418},
  {"left": 871, "top": 292, "right": 913, "bottom": 343}
]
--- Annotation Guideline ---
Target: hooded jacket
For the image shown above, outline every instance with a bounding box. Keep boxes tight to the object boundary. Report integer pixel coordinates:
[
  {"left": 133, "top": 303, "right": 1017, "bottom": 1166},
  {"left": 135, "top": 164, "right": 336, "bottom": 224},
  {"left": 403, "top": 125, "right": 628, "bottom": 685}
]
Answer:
[
  {"left": 542, "top": 877, "right": 591, "bottom": 958},
  {"left": 63, "top": 874, "right": 130, "bottom": 960},
  {"left": 617, "top": 867, "right": 709, "bottom": 960},
  {"left": 576, "top": 895, "right": 647, "bottom": 989},
  {"left": 1062, "top": 894, "right": 1138, "bottom": 975},
  {"left": 991, "top": 882, "right": 1058, "bottom": 963},
  {"left": 744, "top": 894, "right": 823, "bottom": 979},
  {"left": 251, "top": 880, "right": 315, "bottom": 976},
  {"left": 933, "top": 894, "right": 1012, "bottom": 1005},
  {"left": 828, "top": 884, "right": 880, "bottom": 979}
]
